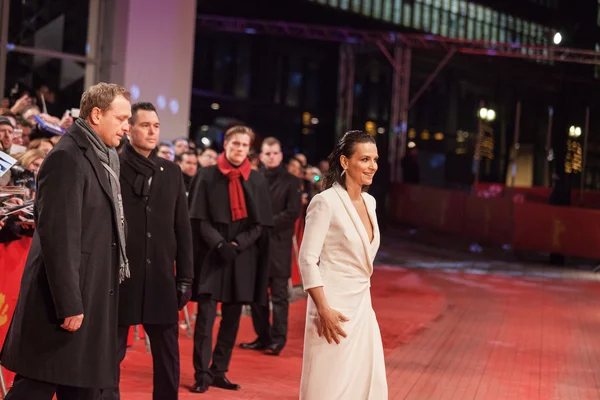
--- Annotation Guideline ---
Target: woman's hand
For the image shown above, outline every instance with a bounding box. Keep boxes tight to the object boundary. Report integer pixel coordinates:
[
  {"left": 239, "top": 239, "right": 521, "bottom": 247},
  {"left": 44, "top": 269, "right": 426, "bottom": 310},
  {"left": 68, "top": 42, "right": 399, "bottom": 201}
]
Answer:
[{"left": 317, "top": 307, "right": 349, "bottom": 344}]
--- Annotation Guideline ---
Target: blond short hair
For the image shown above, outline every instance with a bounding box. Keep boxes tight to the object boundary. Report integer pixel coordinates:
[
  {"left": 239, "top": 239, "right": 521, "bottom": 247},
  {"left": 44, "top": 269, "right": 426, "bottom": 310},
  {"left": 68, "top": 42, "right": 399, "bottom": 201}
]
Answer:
[
  {"left": 79, "top": 82, "right": 131, "bottom": 120},
  {"left": 224, "top": 125, "right": 255, "bottom": 144}
]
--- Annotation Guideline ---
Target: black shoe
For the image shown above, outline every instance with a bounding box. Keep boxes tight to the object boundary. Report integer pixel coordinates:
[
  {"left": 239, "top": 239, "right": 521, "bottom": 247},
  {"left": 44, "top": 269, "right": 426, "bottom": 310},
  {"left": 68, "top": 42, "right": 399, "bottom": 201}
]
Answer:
[
  {"left": 239, "top": 338, "right": 269, "bottom": 351},
  {"left": 190, "top": 382, "right": 209, "bottom": 393},
  {"left": 264, "top": 343, "right": 284, "bottom": 356},
  {"left": 211, "top": 375, "right": 241, "bottom": 391}
]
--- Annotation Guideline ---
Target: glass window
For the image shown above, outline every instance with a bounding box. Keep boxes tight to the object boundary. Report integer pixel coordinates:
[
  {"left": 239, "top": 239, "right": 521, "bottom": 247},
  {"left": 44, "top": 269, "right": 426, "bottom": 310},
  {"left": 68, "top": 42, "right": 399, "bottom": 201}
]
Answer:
[
  {"left": 468, "top": 3, "right": 475, "bottom": 18},
  {"left": 451, "top": 0, "right": 458, "bottom": 13},
  {"left": 373, "top": 0, "right": 383, "bottom": 19},
  {"left": 393, "top": 0, "right": 402, "bottom": 24},
  {"left": 485, "top": 8, "right": 492, "bottom": 23},
  {"left": 458, "top": 14, "right": 466, "bottom": 38},
  {"left": 443, "top": 0, "right": 451, "bottom": 11},
  {"left": 403, "top": 2, "right": 412, "bottom": 26},
  {"left": 475, "top": 21, "right": 482, "bottom": 40},
  {"left": 441, "top": 10, "right": 449, "bottom": 36},
  {"left": 352, "top": 0, "right": 361, "bottom": 12},
  {"left": 516, "top": 18, "right": 522, "bottom": 33},
  {"left": 500, "top": 13, "right": 507, "bottom": 28},
  {"left": 433, "top": 0, "right": 442, "bottom": 9},
  {"left": 285, "top": 57, "right": 303, "bottom": 108},
  {"left": 431, "top": 8, "right": 440, "bottom": 34},
  {"left": 597, "top": 0, "right": 600, "bottom": 26},
  {"left": 523, "top": 21, "right": 530, "bottom": 37},
  {"left": 476, "top": 5, "right": 484, "bottom": 21},
  {"left": 491, "top": 26, "right": 498, "bottom": 43},
  {"left": 491, "top": 11, "right": 498, "bottom": 26},
  {"left": 362, "top": 0, "right": 372, "bottom": 16},
  {"left": 499, "top": 27, "right": 506, "bottom": 43},
  {"left": 595, "top": 43, "right": 600, "bottom": 78},
  {"left": 459, "top": 0, "right": 467, "bottom": 16},
  {"left": 423, "top": 4, "right": 431, "bottom": 31},
  {"left": 423, "top": 0, "right": 432, "bottom": 4},
  {"left": 340, "top": 0, "right": 350, "bottom": 10},
  {"left": 467, "top": 18, "right": 474, "bottom": 39},
  {"left": 383, "top": 0, "right": 393, "bottom": 20},
  {"left": 317, "top": 0, "right": 326, "bottom": 4},
  {"left": 483, "top": 23, "right": 490, "bottom": 41},
  {"left": 413, "top": 3, "right": 422, "bottom": 29},
  {"left": 449, "top": 12, "right": 458, "bottom": 37}
]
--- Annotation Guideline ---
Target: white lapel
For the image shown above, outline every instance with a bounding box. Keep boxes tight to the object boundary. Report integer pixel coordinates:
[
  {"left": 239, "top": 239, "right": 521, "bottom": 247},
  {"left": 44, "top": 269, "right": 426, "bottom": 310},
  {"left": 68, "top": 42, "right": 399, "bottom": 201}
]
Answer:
[
  {"left": 332, "top": 183, "right": 373, "bottom": 274},
  {"left": 363, "top": 192, "right": 380, "bottom": 255}
]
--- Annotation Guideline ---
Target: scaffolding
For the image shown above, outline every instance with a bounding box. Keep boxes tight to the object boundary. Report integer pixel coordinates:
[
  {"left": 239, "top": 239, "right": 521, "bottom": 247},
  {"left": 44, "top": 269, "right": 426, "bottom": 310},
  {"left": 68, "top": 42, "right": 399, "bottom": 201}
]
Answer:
[{"left": 196, "top": 14, "right": 600, "bottom": 182}]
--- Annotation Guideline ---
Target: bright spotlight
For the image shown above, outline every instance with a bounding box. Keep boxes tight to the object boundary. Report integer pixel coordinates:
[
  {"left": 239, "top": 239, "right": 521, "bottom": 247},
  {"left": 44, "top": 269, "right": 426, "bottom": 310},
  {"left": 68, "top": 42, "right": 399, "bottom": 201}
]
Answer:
[
  {"left": 553, "top": 32, "right": 562, "bottom": 45},
  {"left": 310, "top": 117, "right": 319, "bottom": 125},
  {"left": 408, "top": 141, "right": 416, "bottom": 149},
  {"left": 211, "top": 103, "right": 220, "bottom": 110},
  {"left": 377, "top": 127, "right": 386, "bottom": 134},
  {"left": 479, "top": 108, "right": 488, "bottom": 120},
  {"left": 201, "top": 125, "right": 209, "bottom": 132},
  {"left": 486, "top": 109, "right": 496, "bottom": 121},
  {"left": 575, "top": 127, "right": 582, "bottom": 137},
  {"left": 201, "top": 137, "right": 211, "bottom": 146}
]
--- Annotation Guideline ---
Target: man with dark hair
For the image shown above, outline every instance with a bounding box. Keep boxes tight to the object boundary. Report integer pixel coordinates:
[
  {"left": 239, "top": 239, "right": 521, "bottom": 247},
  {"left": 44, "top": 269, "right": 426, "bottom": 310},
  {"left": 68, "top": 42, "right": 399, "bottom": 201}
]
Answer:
[
  {"left": 1, "top": 82, "right": 131, "bottom": 399},
  {"left": 104, "top": 102, "right": 193, "bottom": 400},
  {"left": 172, "top": 137, "right": 189, "bottom": 156},
  {"left": 188, "top": 125, "right": 273, "bottom": 394},
  {"left": 176, "top": 150, "right": 198, "bottom": 191},
  {"left": 240, "top": 137, "right": 302, "bottom": 355},
  {"left": 157, "top": 141, "right": 175, "bottom": 162}
]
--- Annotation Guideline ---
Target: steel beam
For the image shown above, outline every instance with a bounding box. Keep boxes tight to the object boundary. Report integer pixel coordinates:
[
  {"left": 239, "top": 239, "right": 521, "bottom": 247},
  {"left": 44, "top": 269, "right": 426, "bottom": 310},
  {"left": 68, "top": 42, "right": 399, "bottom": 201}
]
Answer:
[
  {"left": 408, "top": 48, "right": 456, "bottom": 110},
  {"left": 196, "top": 14, "right": 600, "bottom": 66},
  {"left": 389, "top": 44, "right": 402, "bottom": 182},
  {"left": 397, "top": 46, "right": 411, "bottom": 182},
  {"left": 345, "top": 45, "right": 355, "bottom": 135},
  {"left": 8, "top": 45, "right": 95, "bottom": 64},
  {"left": 0, "top": 0, "right": 10, "bottom": 99},
  {"left": 375, "top": 40, "right": 401, "bottom": 75}
]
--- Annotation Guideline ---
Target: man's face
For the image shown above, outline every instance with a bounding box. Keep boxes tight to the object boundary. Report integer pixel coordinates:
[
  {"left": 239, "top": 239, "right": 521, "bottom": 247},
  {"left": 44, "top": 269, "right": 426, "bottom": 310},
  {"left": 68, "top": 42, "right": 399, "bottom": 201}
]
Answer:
[
  {"left": 157, "top": 145, "right": 175, "bottom": 161},
  {"left": 224, "top": 133, "right": 251, "bottom": 166},
  {"left": 179, "top": 153, "right": 198, "bottom": 177},
  {"left": 260, "top": 143, "right": 283, "bottom": 169},
  {"left": 0, "top": 124, "right": 14, "bottom": 149},
  {"left": 199, "top": 149, "right": 218, "bottom": 167},
  {"left": 129, "top": 110, "right": 160, "bottom": 154},
  {"left": 173, "top": 139, "right": 189, "bottom": 156},
  {"left": 91, "top": 95, "right": 131, "bottom": 147}
]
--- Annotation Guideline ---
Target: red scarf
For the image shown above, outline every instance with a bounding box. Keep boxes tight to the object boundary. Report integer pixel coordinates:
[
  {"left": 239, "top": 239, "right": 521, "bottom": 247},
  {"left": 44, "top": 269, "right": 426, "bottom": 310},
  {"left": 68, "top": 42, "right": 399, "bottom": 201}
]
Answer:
[{"left": 217, "top": 153, "right": 252, "bottom": 221}]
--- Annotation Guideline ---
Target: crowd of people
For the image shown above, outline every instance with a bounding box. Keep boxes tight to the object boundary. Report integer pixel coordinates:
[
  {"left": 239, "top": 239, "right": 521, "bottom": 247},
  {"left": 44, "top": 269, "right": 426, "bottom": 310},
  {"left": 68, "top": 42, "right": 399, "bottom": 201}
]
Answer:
[{"left": 0, "top": 82, "right": 386, "bottom": 400}]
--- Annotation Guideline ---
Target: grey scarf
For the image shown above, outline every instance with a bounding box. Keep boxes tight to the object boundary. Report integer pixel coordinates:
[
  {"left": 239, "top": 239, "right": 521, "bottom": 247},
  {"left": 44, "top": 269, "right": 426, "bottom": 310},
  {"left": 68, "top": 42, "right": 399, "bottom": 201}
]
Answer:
[{"left": 76, "top": 119, "right": 130, "bottom": 283}]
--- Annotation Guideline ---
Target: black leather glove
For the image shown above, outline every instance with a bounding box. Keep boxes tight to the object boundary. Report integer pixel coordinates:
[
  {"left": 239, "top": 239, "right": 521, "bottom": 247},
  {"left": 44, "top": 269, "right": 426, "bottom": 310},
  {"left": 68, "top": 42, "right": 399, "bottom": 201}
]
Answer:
[
  {"left": 216, "top": 241, "right": 238, "bottom": 265},
  {"left": 176, "top": 279, "right": 192, "bottom": 311}
]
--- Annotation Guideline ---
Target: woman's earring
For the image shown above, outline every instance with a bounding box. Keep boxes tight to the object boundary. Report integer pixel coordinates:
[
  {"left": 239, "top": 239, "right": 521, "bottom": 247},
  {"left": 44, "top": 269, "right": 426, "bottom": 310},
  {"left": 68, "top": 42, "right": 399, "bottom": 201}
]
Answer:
[{"left": 341, "top": 169, "right": 346, "bottom": 177}]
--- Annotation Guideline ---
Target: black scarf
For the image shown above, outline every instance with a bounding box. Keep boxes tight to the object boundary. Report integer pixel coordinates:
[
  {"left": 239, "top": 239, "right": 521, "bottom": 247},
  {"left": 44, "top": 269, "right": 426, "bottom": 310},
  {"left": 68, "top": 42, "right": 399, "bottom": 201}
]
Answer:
[
  {"left": 264, "top": 164, "right": 286, "bottom": 185},
  {"left": 121, "top": 143, "right": 160, "bottom": 197}
]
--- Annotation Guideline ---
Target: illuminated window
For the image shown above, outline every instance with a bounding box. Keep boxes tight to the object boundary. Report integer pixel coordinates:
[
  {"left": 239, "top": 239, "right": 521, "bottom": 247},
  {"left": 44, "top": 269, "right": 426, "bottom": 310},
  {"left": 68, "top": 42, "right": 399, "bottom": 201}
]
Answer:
[
  {"left": 483, "top": 23, "right": 490, "bottom": 41},
  {"left": 403, "top": 2, "right": 412, "bottom": 27},
  {"left": 595, "top": 43, "right": 600, "bottom": 79},
  {"left": 433, "top": 0, "right": 442, "bottom": 9},
  {"left": 597, "top": 0, "right": 600, "bottom": 26},
  {"left": 484, "top": 8, "right": 491, "bottom": 23},
  {"left": 467, "top": 18, "right": 474, "bottom": 39},
  {"left": 499, "top": 27, "right": 506, "bottom": 43},
  {"left": 468, "top": 3, "right": 475, "bottom": 19},
  {"left": 451, "top": 0, "right": 458, "bottom": 13},
  {"left": 500, "top": 13, "right": 507, "bottom": 28},
  {"left": 491, "top": 11, "right": 498, "bottom": 26},
  {"left": 424, "top": 0, "right": 432, "bottom": 4},
  {"left": 441, "top": 10, "right": 449, "bottom": 36},
  {"left": 393, "top": 0, "right": 402, "bottom": 24},
  {"left": 475, "top": 21, "right": 482, "bottom": 40},
  {"left": 352, "top": 0, "right": 361, "bottom": 12},
  {"left": 413, "top": 2, "right": 422, "bottom": 29},
  {"left": 362, "top": 0, "right": 372, "bottom": 16},
  {"left": 317, "top": 0, "right": 326, "bottom": 4},
  {"left": 431, "top": 8, "right": 440, "bottom": 34},
  {"left": 458, "top": 14, "right": 466, "bottom": 38},
  {"left": 382, "top": 0, "right": 393, "bottom": 20},
  {"left": 459, "top": 0, "right": 467, "bottom": 16},
  {"left": 476, "top": 5, "right": 484, "bottom": 21},
  {"left": 423, "top": 4, "right": 431, "bottom": 32},
  {"left": 340, "top": 0, "right": 350, "bottom": 10},
  {"left": 373, "top": 0, "right": 383, "bottom": 19},
  {"left": 491, "top": 26, "right": 497, "bottom": 43}
]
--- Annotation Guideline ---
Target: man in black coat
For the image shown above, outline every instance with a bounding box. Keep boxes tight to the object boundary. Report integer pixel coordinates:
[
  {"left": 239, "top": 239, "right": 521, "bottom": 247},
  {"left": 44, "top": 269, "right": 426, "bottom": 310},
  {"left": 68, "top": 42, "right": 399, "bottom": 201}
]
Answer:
[
  {"left": 104, "top": 102, "right": 193, "bottom": 400},
  {"left": 0, "top": 83, "right": 132, "bottom": 399},
  {"left": 240, "top": 137, "right": 301, "bottom": 356},
  {"left": 188, "top": 125, "right": 273, "bottom": 394}
]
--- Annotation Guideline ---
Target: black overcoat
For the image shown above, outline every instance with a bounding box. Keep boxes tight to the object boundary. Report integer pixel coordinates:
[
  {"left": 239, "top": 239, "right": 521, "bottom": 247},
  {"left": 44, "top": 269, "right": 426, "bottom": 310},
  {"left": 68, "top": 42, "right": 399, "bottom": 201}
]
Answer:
[
  {"left": 0, "top": 124, "right": 121, "bottom": 388},
  {"left": 264, "top": 165, "right": 302, "bottom": 278},
  {"left": 117, "top": 148, "right": 193, "bottom": 326},
  {"left": 188, "top": 165, "right": 273, "bottom": 305}
]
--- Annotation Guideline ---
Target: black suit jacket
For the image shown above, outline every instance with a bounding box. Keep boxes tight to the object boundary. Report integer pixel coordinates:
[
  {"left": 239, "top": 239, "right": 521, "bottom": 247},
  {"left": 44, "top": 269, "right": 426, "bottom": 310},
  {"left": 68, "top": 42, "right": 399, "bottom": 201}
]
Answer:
[
  {"left": 1, "top": 123, "right": 121, "bottom": 388},
  {"left": 264, "top": 165, "right": 302, "bottom": 277},
  {"left": 117, "top": 149, "right": 193, "bottom": 326}
]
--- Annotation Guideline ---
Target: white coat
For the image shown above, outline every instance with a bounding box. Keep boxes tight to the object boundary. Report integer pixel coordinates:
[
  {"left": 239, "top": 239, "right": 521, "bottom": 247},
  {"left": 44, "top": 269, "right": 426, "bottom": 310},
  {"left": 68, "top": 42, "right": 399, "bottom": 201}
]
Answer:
[{"left": 299, "top": 182, "right": 388, "bottom": 400}]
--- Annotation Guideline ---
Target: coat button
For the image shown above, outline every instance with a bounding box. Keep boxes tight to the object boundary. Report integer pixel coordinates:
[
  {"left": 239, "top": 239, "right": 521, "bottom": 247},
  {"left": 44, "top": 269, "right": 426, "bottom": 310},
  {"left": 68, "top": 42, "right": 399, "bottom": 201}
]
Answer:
[
  {"left": 146, "top": 259, "right": 151, "bottom": 264},
  {"left": 146, "top": 206, "right": 151, "bottom": 212},
  {"left": 109, "top": 289, "right": 115, "bottom": 296},
  {"left": 147, "top": 232, "right": 152, "bottom": 238},
  {"left": 111, "top": 243, "right": 116, "bottom": 249}
]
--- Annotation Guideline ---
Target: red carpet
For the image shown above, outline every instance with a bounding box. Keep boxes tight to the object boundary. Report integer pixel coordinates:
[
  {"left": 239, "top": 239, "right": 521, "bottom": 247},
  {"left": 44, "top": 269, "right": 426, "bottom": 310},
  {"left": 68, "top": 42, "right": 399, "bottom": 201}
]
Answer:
[{"left": 118, "top": 266, "right": 445, "bottom": 399}]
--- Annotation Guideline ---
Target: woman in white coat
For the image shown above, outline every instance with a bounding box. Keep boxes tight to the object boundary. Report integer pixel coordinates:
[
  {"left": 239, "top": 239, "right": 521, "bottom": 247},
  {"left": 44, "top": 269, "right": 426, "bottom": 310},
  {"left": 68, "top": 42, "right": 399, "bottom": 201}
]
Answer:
[{"left": 298, "top": 130, "right": 388, "bottom": 399}]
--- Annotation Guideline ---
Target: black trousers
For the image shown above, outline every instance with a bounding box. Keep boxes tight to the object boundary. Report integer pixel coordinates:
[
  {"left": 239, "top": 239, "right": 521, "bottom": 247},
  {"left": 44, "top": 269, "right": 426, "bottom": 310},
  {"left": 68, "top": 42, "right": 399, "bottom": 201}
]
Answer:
[
  {"left": 4, "top": 375, "right": 99, "bottom": 400},
  {"left": 251, "top": 276, "right": 289, "bottom": 347},
  {"left": 192, "top": 297, "right": 242, "bottom": 384},
  {"left": 103, "top": 323, "right": 179, "bottom": 400}
]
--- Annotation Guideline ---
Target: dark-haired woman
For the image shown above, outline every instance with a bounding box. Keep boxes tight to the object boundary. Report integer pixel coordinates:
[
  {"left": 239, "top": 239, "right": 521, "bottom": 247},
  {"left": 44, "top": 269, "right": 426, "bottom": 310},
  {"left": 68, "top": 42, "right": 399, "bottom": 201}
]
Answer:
[{"left": 298, "top": 131, "right": 387, "bottom": 399}]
